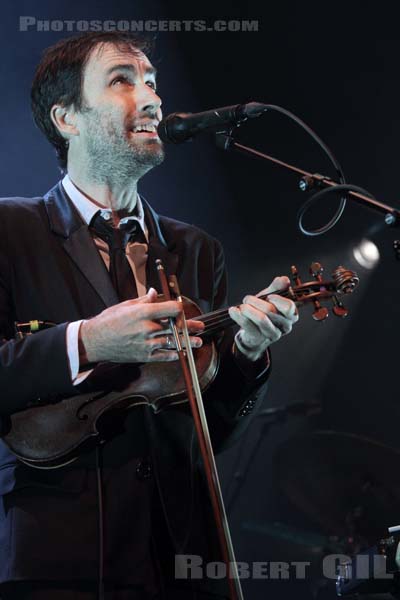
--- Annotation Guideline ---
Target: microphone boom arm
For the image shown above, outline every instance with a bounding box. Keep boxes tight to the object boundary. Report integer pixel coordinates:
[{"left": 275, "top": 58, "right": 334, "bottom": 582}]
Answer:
[{"left": 216, "top": 131, "right": 400, "bottom": 229}]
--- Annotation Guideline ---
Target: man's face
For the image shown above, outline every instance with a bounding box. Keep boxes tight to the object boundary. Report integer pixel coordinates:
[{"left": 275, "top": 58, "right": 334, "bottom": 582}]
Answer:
[{"left": 73, "top": 42, "right": 164, "bottom": 181}]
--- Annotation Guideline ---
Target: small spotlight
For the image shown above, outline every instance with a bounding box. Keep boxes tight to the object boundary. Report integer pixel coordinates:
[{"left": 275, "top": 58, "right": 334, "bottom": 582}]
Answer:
[{"left": 352, "top": 238, "right": 380, "bottom": 269}]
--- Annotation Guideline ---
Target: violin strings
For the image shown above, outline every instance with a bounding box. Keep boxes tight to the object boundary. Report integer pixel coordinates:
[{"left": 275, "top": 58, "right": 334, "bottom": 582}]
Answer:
[
  {"left": 193, "top": 287, "right": 297, "bottom": 334},
  {"left": 202, "top": 316, "right": 233, "bottom": 328},
  {"left": 201, "top": 313, "right": 230, "bottom": 325},
  {"left": 199, "top": 322, "right": 232, "bottom": 336},
  {"left": 200, "top": 318, "right": 234, "bottom": 336},
  {"left": 193, "top": 308, "right": 230, "bottom": 322},
  {"left": 201, "top": 314, "right": 231, "bottom": 328}
]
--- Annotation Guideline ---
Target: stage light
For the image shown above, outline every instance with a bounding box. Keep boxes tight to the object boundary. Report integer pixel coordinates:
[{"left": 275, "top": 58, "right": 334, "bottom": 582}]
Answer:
[{"left": 352, "top": 238, "right": 380, "bottom": 269}]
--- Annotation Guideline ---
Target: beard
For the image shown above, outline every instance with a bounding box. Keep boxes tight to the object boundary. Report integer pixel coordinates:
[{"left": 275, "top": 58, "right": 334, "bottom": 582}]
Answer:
[{"left": 79, "top": 104, "right": 165, "bottom": 185}]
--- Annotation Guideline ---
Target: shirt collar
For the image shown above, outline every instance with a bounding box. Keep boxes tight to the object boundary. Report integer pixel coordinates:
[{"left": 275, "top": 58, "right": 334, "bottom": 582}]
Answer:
[{"left": 62, "top": 174, "right": 148, "bottom": 241}]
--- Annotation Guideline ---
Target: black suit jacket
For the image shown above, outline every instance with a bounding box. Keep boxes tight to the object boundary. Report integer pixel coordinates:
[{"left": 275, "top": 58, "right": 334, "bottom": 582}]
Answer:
[{"left": 0, "top": 182, "right": 269, "bottom": 592}]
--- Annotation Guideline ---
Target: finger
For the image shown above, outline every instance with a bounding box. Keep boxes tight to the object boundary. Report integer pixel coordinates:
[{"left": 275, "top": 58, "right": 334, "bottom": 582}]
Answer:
[
  {"left": 185, "top": 335, "right": 203, "bottom": 349},
  {"left": 256, "top": 276, "right": 291, "bottom": 297},
  {"left": 185, "top": 319, "right": 205, "bottom": 334},
  {"left": 148, "top": 350, "right": 179, "bottom": 362},
  {"left": 148, "top": 320, "right": 204, "bottom": 338},
  {"left": 146, "top": 321, "right": 170, "bottom": 338},
  {"left": 229, "top": 306, "right": 260, "bottom": 336},
  {"left": 150, "top": 335, "right": 203, "bottom": 351},
  {"left": 244, "top": 293, "right": 298, "bottom": 321},
  {"left": 268, "top": 312, "right": 293, "bottom": 335},
  {"left": 122, "top": 287, "right": 159, "bottom": 305},
  {"left": 229, "top": 306, "right": 281, "bottom": 345},
  {"left": 243, "top": 295, "right": 278, "bottom": 316},
  {"left": 142, "top": 287, "right": 159, "bottom": 302},
  {"left": 267, "top": 295, "right": 298, "bottom": 320},
  {"left": 233, "top": 304, "right": 282, "bottom": 342},
  {"left": 140, "top": 300, "right": 182, "bottom": 320}
]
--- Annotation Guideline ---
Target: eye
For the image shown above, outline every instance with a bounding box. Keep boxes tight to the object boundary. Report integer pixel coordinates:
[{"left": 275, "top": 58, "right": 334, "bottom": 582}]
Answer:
[
  {"left": 111, "top": 75, "right": 130, "bottom": 86},
  {"left": 146, "top": 81, "right": 157, "bottom": 91}
]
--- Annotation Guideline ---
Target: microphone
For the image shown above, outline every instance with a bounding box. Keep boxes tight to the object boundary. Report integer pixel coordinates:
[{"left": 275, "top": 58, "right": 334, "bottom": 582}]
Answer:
[{"left": 157, "top": 102, "right": 267, "bottom": 144}]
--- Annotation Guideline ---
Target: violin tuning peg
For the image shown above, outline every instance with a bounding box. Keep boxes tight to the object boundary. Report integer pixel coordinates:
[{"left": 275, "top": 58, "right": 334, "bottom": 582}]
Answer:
[
  {"left": 310, "top": 262, "right": 324, "bottom": 280},
  {"left": 312, "top": 300, "right": 329, "bottom": 321},
  {"left": 331, "top": 295, "right": 349, "bottom": 318},
  {"left": 291, "top": 265, "right": 301, "bottom": 286},
  {"left": 312, "top": 307, "right": 329, "bottom": 321},
  {"left": 332, "top": 305, "right": 348, "bottom": 318}
]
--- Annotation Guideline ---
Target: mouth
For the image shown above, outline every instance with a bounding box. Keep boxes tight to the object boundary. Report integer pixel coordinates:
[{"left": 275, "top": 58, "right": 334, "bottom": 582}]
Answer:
[{"left": 129, "top": 122, "right": 159, "bottom": 137}]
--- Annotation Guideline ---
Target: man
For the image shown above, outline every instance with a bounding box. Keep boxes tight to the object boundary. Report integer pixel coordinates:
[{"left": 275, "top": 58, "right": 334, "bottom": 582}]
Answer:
[{"left": 0, "top": 32, "right": 298, "bottom": 599}]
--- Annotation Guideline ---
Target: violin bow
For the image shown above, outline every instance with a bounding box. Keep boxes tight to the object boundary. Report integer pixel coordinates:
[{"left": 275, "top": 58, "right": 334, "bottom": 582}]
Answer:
[{"left": 156, "top": 260, "right": 244, "bottom": 600}]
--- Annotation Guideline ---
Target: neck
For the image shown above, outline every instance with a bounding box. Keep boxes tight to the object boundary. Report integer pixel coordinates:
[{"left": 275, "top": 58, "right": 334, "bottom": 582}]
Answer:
[{"left": 67, "top": 164, "right": 139, "bottom": 214}]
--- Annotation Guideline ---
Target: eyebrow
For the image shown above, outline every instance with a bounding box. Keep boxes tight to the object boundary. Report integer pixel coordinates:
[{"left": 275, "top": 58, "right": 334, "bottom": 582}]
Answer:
[{"left": 105, "top": 63, "right": 157, "bottom": 79}]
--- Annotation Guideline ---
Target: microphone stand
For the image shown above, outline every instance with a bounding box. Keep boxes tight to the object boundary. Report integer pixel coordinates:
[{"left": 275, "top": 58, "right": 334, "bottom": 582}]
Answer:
[{"left": 215, "top": 131, "right": 400, "bottom": 227}]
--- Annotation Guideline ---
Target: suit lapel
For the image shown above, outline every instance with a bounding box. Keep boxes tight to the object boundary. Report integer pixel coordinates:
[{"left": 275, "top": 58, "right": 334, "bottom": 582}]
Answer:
[
  {"left": 63, "top": 230, "right": 118, "bottom": 307},
  {"left": 43, "top": 183, "right": 179, "bottom": 304},
  {"left": 142, "top": 198, "right": 179, "bottom": 293},
  {"left": 44, "top": 182, "right": 118, "bottom": 307}
]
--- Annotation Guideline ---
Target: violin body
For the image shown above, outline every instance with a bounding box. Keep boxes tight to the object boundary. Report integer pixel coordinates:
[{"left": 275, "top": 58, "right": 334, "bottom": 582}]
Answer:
[
  {"left": 1, "top": 264, "right": 359, "bottom": 469},
  {"left": 1, "top": 297, "right": 219, "bottom": 469}
]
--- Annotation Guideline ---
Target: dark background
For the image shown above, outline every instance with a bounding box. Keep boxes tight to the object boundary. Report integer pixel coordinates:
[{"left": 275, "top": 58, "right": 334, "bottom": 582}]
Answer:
[{"left": 2, "top": 1, "right": 400, "bottom": 598}]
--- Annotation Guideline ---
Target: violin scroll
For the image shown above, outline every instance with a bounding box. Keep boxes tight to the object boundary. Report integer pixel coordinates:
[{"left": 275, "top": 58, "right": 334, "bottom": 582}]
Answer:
[
  {"left": 332, "top": 266, "right": 360, "bottom": 294},
  {"left": 288, "top": 263, "right": 359, "bottom": 321}
]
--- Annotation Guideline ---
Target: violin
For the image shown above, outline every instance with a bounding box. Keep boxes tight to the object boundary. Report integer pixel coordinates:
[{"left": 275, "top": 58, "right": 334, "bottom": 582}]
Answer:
[{"left": 1, "top": 263, "right": 358, "bottom": 469}]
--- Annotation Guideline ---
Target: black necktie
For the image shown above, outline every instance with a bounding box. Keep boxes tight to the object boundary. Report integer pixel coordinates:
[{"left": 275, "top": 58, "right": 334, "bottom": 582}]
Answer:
[{"left": 90, "top": 212, "right": 143, "bottom": 301}]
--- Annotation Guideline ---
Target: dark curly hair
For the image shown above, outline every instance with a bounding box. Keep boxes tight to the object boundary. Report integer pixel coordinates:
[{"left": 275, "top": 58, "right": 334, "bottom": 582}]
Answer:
[{"left": 31, "top": 31, "right": 154, "bottom": 171}]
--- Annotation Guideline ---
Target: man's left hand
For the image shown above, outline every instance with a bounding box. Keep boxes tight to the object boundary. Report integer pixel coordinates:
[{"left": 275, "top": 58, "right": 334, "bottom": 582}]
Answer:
[{"left": 228, "top": 276, "right": 298, "bottom": 362}]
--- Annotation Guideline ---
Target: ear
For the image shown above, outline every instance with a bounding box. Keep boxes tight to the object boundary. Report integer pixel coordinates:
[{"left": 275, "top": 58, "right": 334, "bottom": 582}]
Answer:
[{"left": 50, "top": 105, "right": 79, "bottom": 140}]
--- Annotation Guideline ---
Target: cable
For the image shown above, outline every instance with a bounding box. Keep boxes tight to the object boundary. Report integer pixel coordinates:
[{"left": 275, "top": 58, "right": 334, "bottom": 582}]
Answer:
[
  {"left": 297, "top": 183, "right": 377, "bottom": 236},
  {"left": 95, "top": 446, "right": 105, "bottom": 600},
  {"left": 261, "top": 104, "right": 348, "bottom": 235}
]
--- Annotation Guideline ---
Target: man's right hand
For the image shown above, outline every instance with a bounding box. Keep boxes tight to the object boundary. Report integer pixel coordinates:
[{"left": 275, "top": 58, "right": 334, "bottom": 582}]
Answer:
[{"left": 79, "top": 287, "right": 204, "bottom": 364}]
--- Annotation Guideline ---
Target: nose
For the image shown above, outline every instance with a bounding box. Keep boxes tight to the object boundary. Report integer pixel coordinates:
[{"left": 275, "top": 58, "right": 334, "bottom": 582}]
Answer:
[{"left": 137, "top": 82, "right": 162, "bottom": 117}]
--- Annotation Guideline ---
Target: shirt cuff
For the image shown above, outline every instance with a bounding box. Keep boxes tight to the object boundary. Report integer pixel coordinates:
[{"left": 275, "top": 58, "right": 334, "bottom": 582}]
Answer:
[
  {"left": 66, "top": 320, "right": 93, "bottom": 385},
  {"left": 233, "top": 331, "right": 270, "bottom": 380}
]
